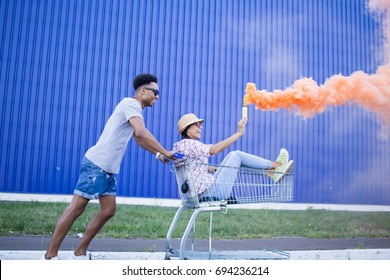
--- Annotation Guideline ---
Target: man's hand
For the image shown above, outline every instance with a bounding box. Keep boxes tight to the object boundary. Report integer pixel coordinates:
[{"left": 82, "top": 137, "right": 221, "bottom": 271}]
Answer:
[
  {"left": 157, "top": 153, "right": 169, "bottom": 163},
  {"left": 157, "top": 151, "right": 176, "bottom": 163}
]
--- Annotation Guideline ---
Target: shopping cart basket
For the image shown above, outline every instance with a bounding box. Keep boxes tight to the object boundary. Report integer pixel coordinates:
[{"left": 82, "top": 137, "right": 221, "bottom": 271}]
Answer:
[{"left": 165, "top": 158, "right": 294, "bottom": 260}]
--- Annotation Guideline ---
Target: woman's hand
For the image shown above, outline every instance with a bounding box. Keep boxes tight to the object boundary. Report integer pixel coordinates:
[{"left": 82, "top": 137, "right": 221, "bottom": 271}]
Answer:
[
  {"left": 209, "top": 117, "right": 248, "bottom": 155},
  {"left": 237, "top": 117, "right": 248, "bottom": 135},
  {"left": 207, "top": 166, "right": 218, "bottom": 173}
]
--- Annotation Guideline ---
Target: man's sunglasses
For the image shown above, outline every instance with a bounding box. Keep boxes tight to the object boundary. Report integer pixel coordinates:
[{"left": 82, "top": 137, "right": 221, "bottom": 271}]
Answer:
[{"left": 144, "top": 87, "right": 160, "bottom": 96}]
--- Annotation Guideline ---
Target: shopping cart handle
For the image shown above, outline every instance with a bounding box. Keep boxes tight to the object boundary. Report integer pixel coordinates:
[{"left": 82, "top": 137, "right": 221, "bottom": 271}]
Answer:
[{"left": 174, "top": 153, "right": 185, "bottom": 159}]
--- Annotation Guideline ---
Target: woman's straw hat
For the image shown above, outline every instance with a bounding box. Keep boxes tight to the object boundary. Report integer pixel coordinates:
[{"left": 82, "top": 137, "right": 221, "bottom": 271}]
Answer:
[{"left": 177, "top": 113, "right": 204, "bottom": 134}]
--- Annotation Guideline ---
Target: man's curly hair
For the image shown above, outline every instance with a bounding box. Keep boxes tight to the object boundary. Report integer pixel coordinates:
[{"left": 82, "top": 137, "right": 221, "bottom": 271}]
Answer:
[{"left": 133, "top": 73, "right": 158, "bottom": 90}]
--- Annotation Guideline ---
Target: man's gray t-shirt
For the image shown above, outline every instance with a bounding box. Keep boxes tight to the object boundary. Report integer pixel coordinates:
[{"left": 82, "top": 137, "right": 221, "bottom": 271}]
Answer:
[{"left": 85, "top": 98, "right": 143, "bottom": 174}]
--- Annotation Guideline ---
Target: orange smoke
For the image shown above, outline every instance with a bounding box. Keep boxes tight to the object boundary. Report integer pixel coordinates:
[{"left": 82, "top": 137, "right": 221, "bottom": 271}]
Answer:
[
  {"left": 244, "top": 64, "right": 390, "bottom": 125},
  {"left": 244, "top": 1, "right": 390, "bottom": 127}
]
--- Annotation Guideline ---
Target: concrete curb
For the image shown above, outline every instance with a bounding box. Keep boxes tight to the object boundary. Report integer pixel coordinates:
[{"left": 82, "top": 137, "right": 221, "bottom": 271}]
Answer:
[{"left": 2, "top": 249, "right": 390, "bottom": 260}]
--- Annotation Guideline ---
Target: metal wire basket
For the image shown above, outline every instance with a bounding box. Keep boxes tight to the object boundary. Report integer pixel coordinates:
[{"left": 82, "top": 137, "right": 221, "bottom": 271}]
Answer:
[{"left": 172, "top": 158, "right": 294, "bottom": 207}]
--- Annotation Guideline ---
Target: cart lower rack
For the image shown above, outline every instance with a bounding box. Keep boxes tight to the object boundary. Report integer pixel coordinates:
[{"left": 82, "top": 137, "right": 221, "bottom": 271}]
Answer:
[{"left": 165, "top": 159, "right": 294, "bottom": 260}]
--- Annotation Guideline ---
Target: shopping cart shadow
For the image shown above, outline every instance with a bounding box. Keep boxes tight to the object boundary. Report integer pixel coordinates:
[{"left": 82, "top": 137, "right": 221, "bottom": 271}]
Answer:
[{"left": 165, "top": 159, "right": 294, "bottom": 260}]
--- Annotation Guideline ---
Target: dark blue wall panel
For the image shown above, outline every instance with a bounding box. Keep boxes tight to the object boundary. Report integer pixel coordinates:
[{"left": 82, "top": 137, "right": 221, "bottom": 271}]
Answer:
[{"left": 1, "top": 0, "right": 389, "bottom": 205}]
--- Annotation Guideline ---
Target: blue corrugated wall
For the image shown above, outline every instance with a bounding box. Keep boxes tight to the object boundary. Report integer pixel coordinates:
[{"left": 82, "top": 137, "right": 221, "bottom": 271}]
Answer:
[{"left": 1, "top": 0, "right": 389, "bottom": 205}]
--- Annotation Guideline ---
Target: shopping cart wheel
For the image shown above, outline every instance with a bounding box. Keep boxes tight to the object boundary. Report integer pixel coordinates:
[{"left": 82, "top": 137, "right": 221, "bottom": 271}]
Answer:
[{"left": 181, "top": 180, "right": 189, "bottom": 193}]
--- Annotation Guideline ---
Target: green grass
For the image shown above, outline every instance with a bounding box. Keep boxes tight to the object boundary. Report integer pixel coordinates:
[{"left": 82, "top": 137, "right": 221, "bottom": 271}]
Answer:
[{"left": 0, "top": 201, "right": 389, "bottom": 239}]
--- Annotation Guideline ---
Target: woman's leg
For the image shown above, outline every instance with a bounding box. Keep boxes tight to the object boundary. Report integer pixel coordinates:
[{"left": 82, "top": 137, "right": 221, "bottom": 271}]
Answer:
[
  {"left": 208, "top": 151, "right": 272, "bottom": 200},
  {"left": 220, "top": 150, "right": 272, "bottom": 169}
]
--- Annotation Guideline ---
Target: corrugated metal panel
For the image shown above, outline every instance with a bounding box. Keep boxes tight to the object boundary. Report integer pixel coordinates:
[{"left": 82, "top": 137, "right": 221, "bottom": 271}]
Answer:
[{"left": 0, "top": 0, "right": 389, "bottom": 205}]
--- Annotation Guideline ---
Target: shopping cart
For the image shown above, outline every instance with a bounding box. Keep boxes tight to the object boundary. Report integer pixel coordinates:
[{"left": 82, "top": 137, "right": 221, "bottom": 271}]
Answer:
[{"left": 165, "top": 157, "right": 294, "bottom": 260}]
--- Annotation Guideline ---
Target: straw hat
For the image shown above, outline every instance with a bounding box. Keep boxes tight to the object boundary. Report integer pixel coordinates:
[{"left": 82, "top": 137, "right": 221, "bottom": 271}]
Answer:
[{"left": 177, "top": 113, "right": 204, "bottom": 134}]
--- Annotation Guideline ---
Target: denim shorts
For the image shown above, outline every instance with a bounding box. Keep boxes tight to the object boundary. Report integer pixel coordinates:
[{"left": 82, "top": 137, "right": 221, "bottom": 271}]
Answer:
[{"left": 74, "top": 157, "right": 117, "bottom": 200}]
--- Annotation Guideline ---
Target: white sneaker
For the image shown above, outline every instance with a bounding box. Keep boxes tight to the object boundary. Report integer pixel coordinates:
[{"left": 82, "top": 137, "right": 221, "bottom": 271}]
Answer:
[
  {"left": 68, "top": 251, "right": 91, "bottom": 260},
  {"left": 40, "top": 254, "right": 60, "bottom": 260},
  {"left": 272, "top": 160, "right": 294, "bottom": 183}
]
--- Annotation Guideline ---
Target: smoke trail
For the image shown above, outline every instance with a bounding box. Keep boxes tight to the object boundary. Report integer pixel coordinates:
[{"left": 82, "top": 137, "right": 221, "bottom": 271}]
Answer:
[
  {"left": 244, "top": 66, "right": 390, "bottom": 125},
  {"left": 244, "top": 1, "right": 390, "bottom": 127}
]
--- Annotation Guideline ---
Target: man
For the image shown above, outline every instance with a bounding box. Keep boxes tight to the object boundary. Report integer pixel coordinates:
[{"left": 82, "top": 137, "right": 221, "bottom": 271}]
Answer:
[{"left": 43, "top": 73, "right": 175, "bottom": 260}]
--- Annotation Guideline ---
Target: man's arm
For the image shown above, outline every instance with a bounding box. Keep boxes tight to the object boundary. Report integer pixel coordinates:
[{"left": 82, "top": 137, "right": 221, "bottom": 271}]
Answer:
[{"left": 129, "top": 117, "right": 174, "bottom": 160}]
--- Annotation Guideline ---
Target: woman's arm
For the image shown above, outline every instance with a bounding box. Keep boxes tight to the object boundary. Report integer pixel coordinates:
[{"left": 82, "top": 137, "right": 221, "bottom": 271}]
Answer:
[{"left": 209, "top": 118, "right": 248, "bottom": 155}]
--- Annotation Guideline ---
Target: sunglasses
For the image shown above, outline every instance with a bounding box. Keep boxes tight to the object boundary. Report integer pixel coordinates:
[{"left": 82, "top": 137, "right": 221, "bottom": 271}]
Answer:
[
  {"left": 144, "top": 87, "right": 160, "bottom": 96},
  {"left": 193, "top": 122, "right": 202, "bottom": 128}
]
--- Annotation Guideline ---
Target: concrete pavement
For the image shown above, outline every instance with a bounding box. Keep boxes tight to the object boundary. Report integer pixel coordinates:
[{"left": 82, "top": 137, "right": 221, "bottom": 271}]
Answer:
[
  {"left": 2, "top": 248, "right": 390, "bottom": 260},
  {"left": 1, "top": 236, "right": 389, "bottom": 260}
]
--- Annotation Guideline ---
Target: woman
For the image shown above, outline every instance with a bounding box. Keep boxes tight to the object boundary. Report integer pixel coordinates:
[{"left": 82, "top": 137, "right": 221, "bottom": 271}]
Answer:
[{"left": 173, "top": 113, "right": 294, "bottom": 201}]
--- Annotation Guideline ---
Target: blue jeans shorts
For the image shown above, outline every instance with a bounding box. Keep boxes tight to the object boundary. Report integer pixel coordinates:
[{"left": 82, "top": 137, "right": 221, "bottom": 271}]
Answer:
[{"left": 74, "top": 157, "right": 117, "bottom": 200}]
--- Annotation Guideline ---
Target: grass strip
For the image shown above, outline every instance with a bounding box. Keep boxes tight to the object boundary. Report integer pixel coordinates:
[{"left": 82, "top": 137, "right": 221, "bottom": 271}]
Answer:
[{"left": 0, "top": 201, "right": 389, "bottom": 239}]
